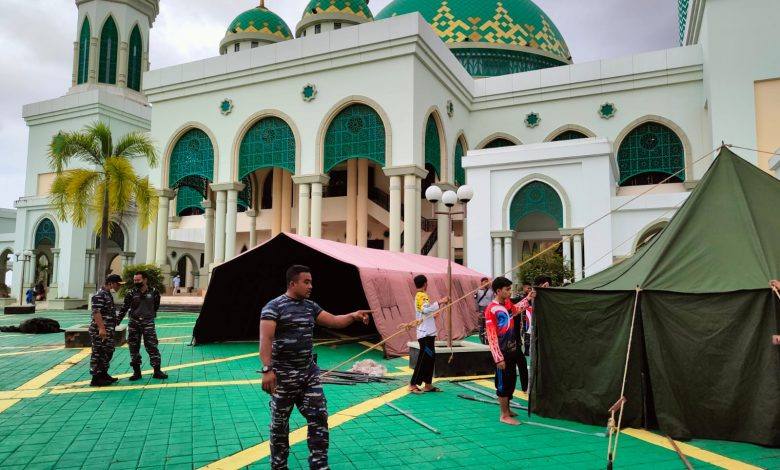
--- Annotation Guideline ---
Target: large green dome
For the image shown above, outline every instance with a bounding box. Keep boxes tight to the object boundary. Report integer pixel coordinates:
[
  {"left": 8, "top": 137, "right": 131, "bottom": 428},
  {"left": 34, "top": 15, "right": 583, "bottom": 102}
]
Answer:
[
  {"left": 376, "top": 0, "right": 571, "bottom": 77},
  {"left": 223, "top": 4, "right": 293, "bottom": 47}
]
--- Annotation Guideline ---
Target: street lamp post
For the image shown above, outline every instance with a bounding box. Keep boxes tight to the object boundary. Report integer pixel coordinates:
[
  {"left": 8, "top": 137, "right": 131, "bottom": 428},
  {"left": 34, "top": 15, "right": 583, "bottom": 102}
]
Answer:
[
  {"left": 15, "top": 251, "right": 33, "bottom": 306},
  {"left": 425, "top": 184, "right": 474, "bottom": 349}
]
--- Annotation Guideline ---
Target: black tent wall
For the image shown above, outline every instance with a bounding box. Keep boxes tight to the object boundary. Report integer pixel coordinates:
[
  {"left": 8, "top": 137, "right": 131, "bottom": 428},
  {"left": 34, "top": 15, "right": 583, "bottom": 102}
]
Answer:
[{"left": 193, "top": 236, "right": 370, "bottom": 344}]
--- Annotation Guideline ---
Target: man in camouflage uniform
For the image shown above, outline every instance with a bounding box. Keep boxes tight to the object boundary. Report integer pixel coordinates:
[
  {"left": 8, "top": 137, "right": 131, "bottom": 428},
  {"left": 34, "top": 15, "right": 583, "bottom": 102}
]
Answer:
[
  {"left": 260, "top": 265, "right": 371, "bottom": 470},
  {"left": 118, "top": 271, "right": 168, "bottom": 380},
  {"left": 89, "top": 274, "right": 123, "bottom": 387}
]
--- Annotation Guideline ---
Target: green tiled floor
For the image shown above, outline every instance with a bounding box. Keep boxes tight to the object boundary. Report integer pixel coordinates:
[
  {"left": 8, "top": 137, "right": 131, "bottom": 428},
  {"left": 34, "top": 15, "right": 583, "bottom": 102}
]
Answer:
[{"left": 0, "top": 310, "right": 777, "bottom": 469}]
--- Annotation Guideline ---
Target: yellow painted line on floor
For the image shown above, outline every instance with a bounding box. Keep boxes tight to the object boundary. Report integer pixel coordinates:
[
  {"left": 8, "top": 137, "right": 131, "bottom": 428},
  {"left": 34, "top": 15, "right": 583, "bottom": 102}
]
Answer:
[
  {"left": 50, "top": 378, "right": 264, "bottom": 394},
  {"left": 0, "top": 390, "right": 45, "bottom": 399},
  {"left": 15, "top": 348, "right": 91, "bottom": 391},
  {"left": 386, "top": 366, "right": 413, "bottom": 377},
  {"left": 158, "top": 335, "right": 191, "bottom": 342},
  {"left": 621, "top": 429, "right": 761, "bottom": 470},
  {"left": 51, "top": 352, "right": 258, "bottom": 389},
  {"left": 0, "top": 346, "right": 65, "bottom": 357},
  {"left": 0, "top": 399, "right": 21, "bottom": 414}
]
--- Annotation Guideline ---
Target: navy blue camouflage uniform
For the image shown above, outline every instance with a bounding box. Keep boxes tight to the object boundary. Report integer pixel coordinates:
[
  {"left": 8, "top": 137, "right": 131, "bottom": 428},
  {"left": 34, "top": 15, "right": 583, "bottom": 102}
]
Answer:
[
  {"left": 89, "top": 288, "right": 117, "bottom": 376},
  {"left": 118, "top": 287, "right": 162, "bottom": 368},
  {"left": 262, "top": 295, "right": 329, "bottom": 470}
]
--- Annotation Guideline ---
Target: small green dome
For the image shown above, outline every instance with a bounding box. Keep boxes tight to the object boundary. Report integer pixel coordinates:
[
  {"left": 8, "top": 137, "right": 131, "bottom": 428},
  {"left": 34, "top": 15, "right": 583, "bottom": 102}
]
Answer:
[
  {"left": 226, "top": 4, "right": 293, "bottom": 41},
  {"left": 376, "top": 0, "right": 570, "bottom": 77},
  {"left": 297, "top": 0, "right": 373, "bottom": 37}
]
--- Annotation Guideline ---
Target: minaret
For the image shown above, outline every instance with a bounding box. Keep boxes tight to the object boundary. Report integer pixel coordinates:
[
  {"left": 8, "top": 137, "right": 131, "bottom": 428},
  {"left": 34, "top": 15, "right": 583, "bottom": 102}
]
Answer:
[{"left": 70, "top": 0, "right": 160, "bottom": 95}]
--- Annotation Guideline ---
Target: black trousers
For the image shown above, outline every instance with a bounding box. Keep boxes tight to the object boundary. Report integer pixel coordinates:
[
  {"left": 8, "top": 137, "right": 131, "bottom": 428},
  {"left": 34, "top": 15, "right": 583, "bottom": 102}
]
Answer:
[
  {"left": 495, "top": 349, "right": 529, "bottom": 397},
  {"left": 410, "top": 335, "right": 436, "bottom": 386}
]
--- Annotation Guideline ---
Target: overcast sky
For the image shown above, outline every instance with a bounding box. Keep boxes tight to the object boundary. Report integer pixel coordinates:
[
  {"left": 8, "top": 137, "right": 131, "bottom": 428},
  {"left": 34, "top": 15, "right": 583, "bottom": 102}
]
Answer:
[{"left": 0, "top": 0, "right": 677, "bottom": 209}]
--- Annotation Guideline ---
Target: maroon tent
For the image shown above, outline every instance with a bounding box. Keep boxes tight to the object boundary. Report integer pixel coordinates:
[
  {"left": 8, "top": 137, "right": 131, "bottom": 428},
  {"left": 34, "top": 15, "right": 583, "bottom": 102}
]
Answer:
[{"left": 193, "top": 233, "right": 486, "bottom": 356}]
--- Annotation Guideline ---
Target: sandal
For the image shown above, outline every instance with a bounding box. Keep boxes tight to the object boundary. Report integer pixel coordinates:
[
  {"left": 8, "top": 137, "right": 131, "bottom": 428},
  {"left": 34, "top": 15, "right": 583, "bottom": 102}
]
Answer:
[
  {"left": 423, "top": 386, "right": 443, "bottom": 393},
  {"left": 409, "top": 386, "right": 424, "bottom": 394}
]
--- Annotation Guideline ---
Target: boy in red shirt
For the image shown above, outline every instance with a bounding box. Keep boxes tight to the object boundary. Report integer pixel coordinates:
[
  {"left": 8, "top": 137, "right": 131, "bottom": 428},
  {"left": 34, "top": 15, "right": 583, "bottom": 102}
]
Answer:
[{"left": 484, "top": 276, "right": 535, "bottom": 425}]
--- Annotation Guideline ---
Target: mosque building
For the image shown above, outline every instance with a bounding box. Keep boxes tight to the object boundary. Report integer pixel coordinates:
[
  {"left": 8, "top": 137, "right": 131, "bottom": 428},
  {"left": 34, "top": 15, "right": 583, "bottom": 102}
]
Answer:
[{"left": 6, "top": 0, "right": 780, "bottom": 307}]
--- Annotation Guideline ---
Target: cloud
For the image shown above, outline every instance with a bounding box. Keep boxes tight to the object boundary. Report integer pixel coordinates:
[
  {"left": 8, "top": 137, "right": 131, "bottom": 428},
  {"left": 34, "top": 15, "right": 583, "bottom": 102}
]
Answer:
[{"left": 0, "top": 0, "right": 677, "bottom": 208}]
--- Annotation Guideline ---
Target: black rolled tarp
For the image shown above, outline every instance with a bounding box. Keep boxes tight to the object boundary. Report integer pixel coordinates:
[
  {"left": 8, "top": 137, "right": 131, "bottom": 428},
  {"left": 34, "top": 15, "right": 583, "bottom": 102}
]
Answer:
[{"left": 531, "top": 148, "right": 780, "bottom": 446}]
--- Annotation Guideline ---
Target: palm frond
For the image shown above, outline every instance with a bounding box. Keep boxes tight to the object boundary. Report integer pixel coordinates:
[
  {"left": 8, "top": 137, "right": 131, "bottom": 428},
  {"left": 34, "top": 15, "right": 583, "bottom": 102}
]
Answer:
[
  {"left": 132, "top": 177, "right": 159, "bottom": 228},
  {"left": 105, "top": 157, "right": 136, "bottom": 214},
  {"left": 87, "top": 122, "right": 113, "bottom": 164},
  {"left": 114, "top": 132, "right": 159, "bottom": 168},
  {"left": 49, "top": 169, "right": 102, "bottom": 227},
  {"left": 49, "top": 131, "right": 102, "bottom": 172}
]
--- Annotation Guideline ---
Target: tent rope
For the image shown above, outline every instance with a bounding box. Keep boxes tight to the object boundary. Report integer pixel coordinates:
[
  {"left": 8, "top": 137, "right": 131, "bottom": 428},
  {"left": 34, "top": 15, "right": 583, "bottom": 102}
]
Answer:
[
  {"left": 726, "top": 144, "right": 780, "bottom": 155},
  {"left": 606, "top": 286, "right": 641, "bottom": 469}
]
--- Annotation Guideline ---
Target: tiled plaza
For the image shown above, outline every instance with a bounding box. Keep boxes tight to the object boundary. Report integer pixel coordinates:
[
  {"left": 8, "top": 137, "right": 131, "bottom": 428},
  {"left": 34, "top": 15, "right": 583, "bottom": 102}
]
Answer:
[{"left": 0, "top": 310, "right": 777, "bottom": 469}]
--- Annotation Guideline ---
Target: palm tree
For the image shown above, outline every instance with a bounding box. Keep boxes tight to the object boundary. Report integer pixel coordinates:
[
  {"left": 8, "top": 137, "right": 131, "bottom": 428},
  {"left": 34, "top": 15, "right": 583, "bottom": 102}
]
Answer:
[{"left": 49, "top": 121, "right": 159, "bottom": 285}]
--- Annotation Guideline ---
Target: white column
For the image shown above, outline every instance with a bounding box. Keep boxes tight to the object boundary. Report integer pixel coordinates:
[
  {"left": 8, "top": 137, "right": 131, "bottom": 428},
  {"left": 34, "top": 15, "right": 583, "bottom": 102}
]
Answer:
[
  {"left": 389, "top": 175, "right": 402, "bottom": 252},
  {"left": 403, "top": 174, "right": 417, "bottom": 254},
  {"left": 272, "top": 168, "right": 283, "bottom": 236},
  {"left": 51, "top": 249, "right": 60, "bottom": 287},
  {"left": 437, "top": 203, "right": 449, "bottom": 258},
  {"left": 213, "top": 190, "right": 227, "bottom": 264},
  {"left": 561, "top": 233, "right": 572, "bottom": 277},
  {"left": 71, "top": 42, "right": 79, "bottom": 86},
  {"left": 146, "top": 207, "right": 157, "bottom": 264},
  {"left": 311, "top": 182, "right": 324, "bottom": 239},
  {"left": 117, "top": 41, "right": 128, "bottom": 88},
  {"left": 281, "top": 172, "right": 292, "bottom": 233},
  {"left": 503, "top": 237, "right": 514, "bottom": 281},
  {"left": 346, "top": 159, "right": 358, "bottom": 245},
  {"left": 357, "top": 159, "right": 369, "bottom": 247},
  {"left": 155, "top": 189, "right": 174, "bottom": 266},
  {"left": 202, "top": 200, "right": 214, "bottom": 267},
  {"left": 573, "top": 233, "right": 584, "bottom": 281},
  {"left": 246, "top": 209, "right": 258, "bottom": 247},
  {"left": 492, "top": 237, "right": 503, "bottom": 278},
  {"left": 88, "top": 37, "right": 98, "bottom": 84},
  {"left": 225, "top": 189, "right": 240, "bottom": 260},
  {"left": 297, "top": 184, "right": 311, "bottom": 237},
  {"left": 415, "top": 177, "right": 422, "bottom": 252}
]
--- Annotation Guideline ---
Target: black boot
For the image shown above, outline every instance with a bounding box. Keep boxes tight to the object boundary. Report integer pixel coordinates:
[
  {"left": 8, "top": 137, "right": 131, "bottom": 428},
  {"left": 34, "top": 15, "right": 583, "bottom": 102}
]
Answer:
[
  {"left": 102, "top": 372, "right": 118, "bottom": 383},
  {"left": 152, "top": 367, "right": 168, "bottom": 380},
  {"left": 129, "top": 365, "right": 142, "bottom": 381},
  {"left": 90, "top": 375, "right": 110, "bottom": 387}
]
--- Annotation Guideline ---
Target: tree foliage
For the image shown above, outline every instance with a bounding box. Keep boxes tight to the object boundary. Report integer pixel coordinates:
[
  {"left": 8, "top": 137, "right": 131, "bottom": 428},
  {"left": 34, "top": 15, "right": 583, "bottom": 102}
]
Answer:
[
  {"left": 516, "top": 251, "right": 573, "bottom": 287},
  {"left": 118, "top": 263, "right": 165, "bottom": 297}
]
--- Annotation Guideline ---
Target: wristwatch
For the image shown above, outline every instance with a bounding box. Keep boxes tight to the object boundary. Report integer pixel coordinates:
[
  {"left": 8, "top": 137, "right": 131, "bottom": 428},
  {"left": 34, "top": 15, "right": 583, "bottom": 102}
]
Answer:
[{"left": 261, "top": 365, "right": 273, "bottom": 374}]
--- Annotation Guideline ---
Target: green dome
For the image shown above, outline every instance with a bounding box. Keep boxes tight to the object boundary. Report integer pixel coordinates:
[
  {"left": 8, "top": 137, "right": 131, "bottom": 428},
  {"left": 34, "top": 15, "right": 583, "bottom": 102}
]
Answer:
[
  {"left": 376, "top": 0, "right": 571, "bottom": 77},
  {"left": 226, "top": 5, "right": 293, "bottom": 41},
  {"left": 302, "top": 0, "right": 373, "bottom": 21}
]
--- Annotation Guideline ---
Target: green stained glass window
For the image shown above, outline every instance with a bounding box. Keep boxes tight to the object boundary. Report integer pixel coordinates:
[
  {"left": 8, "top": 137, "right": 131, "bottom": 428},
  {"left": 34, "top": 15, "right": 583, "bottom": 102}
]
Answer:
[
  {"left": 176, "top": 185, "right": 205, "bottom": 216},
  {"left": 77, "top": 18, "right": 90, "bottom": 85},
  {"left": 552, "top": 130, "right": 588, "bottom": 141},
  {"left": 238, "top": 117, "right": 296, "bottom": 178},
  {"left": 98, "top": 17, "right": 118, "bottom": 84},
  {"left": 452, "top": 48, "right": 567, "bottom": 78},
  {"left": 617, "top": 122, "right": 685, "bottom": 186},
  {"left": 483, "top": 138, "right": 515, "bottom": 149},
  {"left": 169, "top": 129, "right": 214, "bottom": 198},
  {"left": 424, "top": 115, "right": 441, "bottom": 178},
  {"left": 238, "top": 176, "right": 252, "bottom": 212},
  {"left": 454, "top": 139, "right": 466, "bottom": 186},
  {"left": 127, "top": 26, "right": 142, "bottom": 92},
  {"left": 509, "top": 181, "right": 563, "bottom": 229},
  {"left": 34, "top": 218, "right": 56, "bottom": 247},
  {"left": 324, "top": 104, "right": 385, "bottom": 173}
]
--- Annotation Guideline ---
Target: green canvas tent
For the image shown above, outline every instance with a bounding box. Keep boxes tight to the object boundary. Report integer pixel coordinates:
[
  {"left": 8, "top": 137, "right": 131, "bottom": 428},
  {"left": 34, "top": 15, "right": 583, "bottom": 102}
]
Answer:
[{"left": 531, "top": 148, "right": 780, "bottom": 446}]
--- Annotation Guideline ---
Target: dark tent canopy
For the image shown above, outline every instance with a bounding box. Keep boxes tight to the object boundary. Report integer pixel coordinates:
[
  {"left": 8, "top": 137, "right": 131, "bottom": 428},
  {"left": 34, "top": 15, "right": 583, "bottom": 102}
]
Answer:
[
  {"left": 194, "top": 233, "right": 484, "bottom": 356},
  {"left": 531, "top": 148, "right": 780, "bottom": 446}
]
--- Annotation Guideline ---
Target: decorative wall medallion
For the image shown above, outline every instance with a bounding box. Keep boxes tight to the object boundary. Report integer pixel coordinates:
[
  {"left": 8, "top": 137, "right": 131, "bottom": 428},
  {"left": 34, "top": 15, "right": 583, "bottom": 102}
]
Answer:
[
  {"left": 302, "top": 84, "right": 317, "bottom": 102},
  {"left": 220, "top": 99, "right": 234, "bottom": 115},
  {"left": 524, "top": 112, "right": 541, "bottom": 128},
  {"left": 599, "top": 102, "right": 617, "bottom": 119},
  {"left": 446, "top": 100, "right": 455, "bottom": 118}
]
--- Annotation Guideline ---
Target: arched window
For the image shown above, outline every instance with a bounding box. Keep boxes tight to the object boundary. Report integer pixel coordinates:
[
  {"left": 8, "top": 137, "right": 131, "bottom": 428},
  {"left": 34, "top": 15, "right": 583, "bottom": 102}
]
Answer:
[
  {"left": 98, "top": 17, "right": 118, "bottom": 84},
  {"left": 95, "top": 222, "right": 125, "bottom": 250},
  {"left": 34, "top": 218, "right": 57, "bottom": 248},
  {"left": 324, "top": 104, "right": 386, "bottom": 173},
  {"left": 169, "top": 129, "right": 215, "bottom": 208},
  {"left": 636, "top": 222, "right": 668, "bottom": 251},
  {"left": 454, "top": 138, "right": 466, "bottom": 186},
  {"left": 424, "top": 115, "right": 441, "bottom": 178},
  {"left": 509, "top": 181, "right": 563, "bottom": 229},
  {"left": 127, "top": 26, "right": 143, "bottom": 91},
  {"left": 238, "top": 117, "right": 296, "bottom": 178},
  {"left": 483, "top": 138, "right": 515, "bottom": 149},
  {"left": 77, "top": 18, "right": 91, "bottom": 85},
  {"left": 552, "top": 130, "right": 588, "bottom": 141},
  {"left": 617, "top": 122, "right": 685, "bottom": 186}
]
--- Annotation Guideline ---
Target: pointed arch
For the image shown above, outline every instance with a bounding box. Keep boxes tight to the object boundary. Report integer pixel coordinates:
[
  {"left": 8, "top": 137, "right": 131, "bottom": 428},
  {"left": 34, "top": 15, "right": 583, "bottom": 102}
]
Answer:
[
  {"left": 477, "top": 133, "right": 521, "bottom": 150},
  {"left": 127, "top": 25, "right": 143, "bottom": 91},
  {"left": 508, "top": 181, "right": 564, "bottom": 230},
  {"left": 544, "top": 124, "right": 595, "bottom": 142},
  {"left": 34, "top": 218, "right": 57, "bottom": 248},
  {"left": 423, "top": 109, "right": 446, "bottom": 180},
  {"left": 501, "top": 174, "right": 572, "bottom": 230},
  {"left": 167, "top": 128, "right": 215, "bottom": 210},
  {"left": 615, "top": 117, "right": 688, "bottom": 186},
  {"left": 98, "top": 16, "right": 119, "bottom": 84},
  {"left": 633, "top": 219, "right": 670, "bottom": 253},
  {"left": 77, "top": 17, "right": 91, "bottom": 85},
  {"left": 453, "top": 133, "right": 468, "bottom": 186},
  {"left": 236, "top": 113, "right": 298, "bottom": 179}
]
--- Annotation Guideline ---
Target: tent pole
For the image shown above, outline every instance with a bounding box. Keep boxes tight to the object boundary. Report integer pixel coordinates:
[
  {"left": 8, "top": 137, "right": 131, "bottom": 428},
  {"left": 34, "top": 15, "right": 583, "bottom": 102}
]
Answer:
[{"left": 447, "top": 205, "right": 453, "bottom": 351}]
